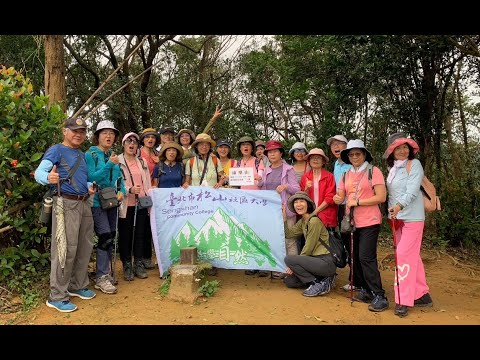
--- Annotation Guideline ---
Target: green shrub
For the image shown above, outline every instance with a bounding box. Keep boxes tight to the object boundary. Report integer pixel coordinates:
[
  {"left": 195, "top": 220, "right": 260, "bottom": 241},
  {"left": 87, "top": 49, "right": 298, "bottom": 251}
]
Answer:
[{"left": 0, "top": 65, "right": 65, "bottom": 296}]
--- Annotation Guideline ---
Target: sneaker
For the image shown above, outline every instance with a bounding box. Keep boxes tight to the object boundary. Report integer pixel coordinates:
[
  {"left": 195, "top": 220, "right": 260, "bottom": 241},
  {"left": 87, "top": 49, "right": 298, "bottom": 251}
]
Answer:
[
  {"left": 67, "top": 288, "right": 96, "bottom": 300},
  {"left": 394, "top": 304, "right": 409, "bottom": 317},
  {"left": 329, "top": 274, "right": 337, "bottom": 289},
  {"left": 342, "top": 283, "right": 360, "bottom": 292},
  {"left": 106, "top": 274, "right": 118, "bottom": 286},
  {"left": 414, "top": 293, "right": 433, "bottom": 307},
  {"left": 46, "top": 299, "right": 77, "bottom": 313},
  {"left": 271, "top": 271, "right": 286, "bottom": 280},
  {"left": 123, "top": 262, "right": 134, "bottom": 281},
  {"left": 354, "top": 288, "right": 374, "bottom": 303},
  {"left": 134, "top": 261, "right": 148, "bottom": 279},
  {"left": 95, "top": 275, "right": 118, "bottom": 294},
  {"left": 142, "top": 258, "right": 156, "bottom": 270},
  {"left": 368, "top": 294, "right": 389, "bottom": 312},
  {"left": 303, "top": 280, "right": 330, "bottom": 297},
  {"left": 245, "top": 270, "right": 258, "bottom": 275},
  {"left": 257, "top": 270, "right": 270, "bottom": 277},
  {"left": 206, "top": 267, "right": 218, "bottom": 276}
]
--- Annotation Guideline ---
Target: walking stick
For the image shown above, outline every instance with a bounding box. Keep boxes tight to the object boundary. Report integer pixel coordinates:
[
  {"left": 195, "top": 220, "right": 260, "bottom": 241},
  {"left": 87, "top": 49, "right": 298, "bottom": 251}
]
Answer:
[
  {"left": 391, "top": 218, "right": 401, "bottom": 306},
  {"left": 349, "top": 208, "right": 355, "bottom": 304},
  {"left": 110, "top": 178, "right": 121, "bottom": 285},
  {"left": 131, "top": 194, "right": 139, "bottom": 263}
]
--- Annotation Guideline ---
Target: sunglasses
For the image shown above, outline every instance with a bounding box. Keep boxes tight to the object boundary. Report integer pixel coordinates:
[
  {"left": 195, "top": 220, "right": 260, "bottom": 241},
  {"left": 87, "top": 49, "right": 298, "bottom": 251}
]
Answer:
[{"left": 125, "top": 138, "right": 138, "bottom": 145}]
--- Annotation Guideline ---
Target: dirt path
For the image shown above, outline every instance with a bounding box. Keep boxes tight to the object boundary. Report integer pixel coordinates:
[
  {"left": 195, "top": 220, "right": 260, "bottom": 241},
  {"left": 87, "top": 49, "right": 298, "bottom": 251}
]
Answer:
[{"left": 2, "top": 245, "right": 480, "bottom": 325}]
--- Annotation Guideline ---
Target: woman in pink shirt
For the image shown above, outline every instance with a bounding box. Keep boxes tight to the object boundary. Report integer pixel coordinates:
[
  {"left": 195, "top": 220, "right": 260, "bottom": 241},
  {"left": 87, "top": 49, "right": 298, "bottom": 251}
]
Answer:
[{"left": 333, "top": 139, "right": 388, "bottom": 312}]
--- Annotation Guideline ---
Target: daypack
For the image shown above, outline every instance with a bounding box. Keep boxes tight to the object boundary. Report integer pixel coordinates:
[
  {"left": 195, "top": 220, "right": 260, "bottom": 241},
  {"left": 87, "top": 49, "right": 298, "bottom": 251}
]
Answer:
[
  {"left": 406, "top": 160, "right": 441, "bottom": 212},
  {"left": 306, "top": 216, "right": 348, "bottom": 268},
  {"left": 156, "top": 160, "right": 185, "bottom": 187},
  {"left": 189, "top": 154, "right": 219, "bottom": 177},
  {"left": 236, "top": 157, "right": 261, "bottom": 172},
  {"left": 342, "top": 164, "right": 388, "bottom": 217}
]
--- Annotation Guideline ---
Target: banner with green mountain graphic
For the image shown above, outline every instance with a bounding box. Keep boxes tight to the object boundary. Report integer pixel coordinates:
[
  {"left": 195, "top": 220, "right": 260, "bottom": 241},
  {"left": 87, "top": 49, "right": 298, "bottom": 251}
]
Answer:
[{"left": 149, "top": 187, "right": 287, "bottom": 276}]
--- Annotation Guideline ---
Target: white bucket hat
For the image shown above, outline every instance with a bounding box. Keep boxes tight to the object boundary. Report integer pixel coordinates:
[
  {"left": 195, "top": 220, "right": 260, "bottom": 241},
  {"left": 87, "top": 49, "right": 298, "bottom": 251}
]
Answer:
[
  {"left": 288, "top": 142, "right": 308, "bottom": 157},
  {"left": 94, "top": 120, "right": 120, "bottom": 136},
  {"left": 340, "top": 139, "right": 373, "bottom": 164}
]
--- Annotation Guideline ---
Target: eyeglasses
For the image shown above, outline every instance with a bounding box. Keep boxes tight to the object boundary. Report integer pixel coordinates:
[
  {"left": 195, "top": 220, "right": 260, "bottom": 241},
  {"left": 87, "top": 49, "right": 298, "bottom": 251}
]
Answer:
[
  {"left": 348, "top": 151, "right": 364, "bottom": 158},
  {"left": 293, "top": 149, "right": 306, "bottom": 153},
  {"left": 309, "top": 156, "right": 323, "bottom": 161},
  {"left": 125, "top": 138, "right": 138, "bottom": 145},
  {"left": 144, "top": 135, "right": 156, "bottom": 139}
]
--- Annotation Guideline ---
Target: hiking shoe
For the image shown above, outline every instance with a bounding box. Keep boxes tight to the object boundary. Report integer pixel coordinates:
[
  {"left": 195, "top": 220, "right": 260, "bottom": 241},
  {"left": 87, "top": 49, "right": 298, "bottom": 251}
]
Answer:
[
  {"left": 271, "top": 271, "right": 286, "bottom": 280},
  {"left": 354, "top": 288, "right": 374, "bottom": 303},
  {"left": 67, "top": 288, "right": 96, "bottom": 300},
  {"left": 46, "top": 300, "right": 77, "bottom": 313},
  {"left": 134, "top": 261, "right": 148, "bottom": 279},
  {"left": 245, "top": 270, "right": 258, "bottom": 275},
  {"left": 329, "top": 274, "right": 337, "bottom": 289},
  {"left": 394, "top": 304, "right": 408, "bottom": 317},
  {"left": 414, "top": 293, "right": 433, "bottom": 307},
  {"left": 142, "top": 258, "right": 156, "bottom": 270},
  {"left": 303, "top": 280, "right": 330, "bottom": 297},
  {"left": 95, "top": 275, "right": 118, "bottom": 294},
  {"left": 368, "top": 294, "right": 389, "bottom": 312},
  {"left": 257, "top": 270, "right": 270, "bottom": 277},
  {"left": 206, "top": 267, "right": 218, "bottom": 276},
  {"left": 342, "top": 283, "right": 360, "bottom": 292},
  {"left": 106, "top": 274, "right": 118, "bottom": 286},
  {"left": 123, "top": 262, "right": 134, "bottom": 281}
]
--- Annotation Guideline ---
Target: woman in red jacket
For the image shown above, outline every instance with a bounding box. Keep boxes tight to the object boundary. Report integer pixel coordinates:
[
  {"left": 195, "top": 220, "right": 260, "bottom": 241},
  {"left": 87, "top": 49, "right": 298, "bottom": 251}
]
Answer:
[{"left": 300, "top": 148, "right": 337, "bottom": 231}]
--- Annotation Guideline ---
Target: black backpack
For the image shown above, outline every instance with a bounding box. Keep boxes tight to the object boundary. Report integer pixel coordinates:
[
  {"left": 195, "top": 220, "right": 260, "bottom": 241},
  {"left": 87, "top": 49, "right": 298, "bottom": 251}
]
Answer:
[{"left": 305, "top": 216, "right": 347, "bottom": 268}]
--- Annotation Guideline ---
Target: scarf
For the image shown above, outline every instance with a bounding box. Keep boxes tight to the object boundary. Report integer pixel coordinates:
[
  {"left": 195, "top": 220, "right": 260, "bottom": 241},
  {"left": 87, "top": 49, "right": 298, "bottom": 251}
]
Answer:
[{"left": 387, "top": 159, "right": 408, "bottom": 184}]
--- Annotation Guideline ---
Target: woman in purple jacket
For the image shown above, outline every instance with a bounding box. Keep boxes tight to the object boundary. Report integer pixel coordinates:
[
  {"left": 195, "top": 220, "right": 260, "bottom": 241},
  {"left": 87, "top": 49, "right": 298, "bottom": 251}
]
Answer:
[{"left": 258, "top": 140, "right": 300, "bottom": 279}]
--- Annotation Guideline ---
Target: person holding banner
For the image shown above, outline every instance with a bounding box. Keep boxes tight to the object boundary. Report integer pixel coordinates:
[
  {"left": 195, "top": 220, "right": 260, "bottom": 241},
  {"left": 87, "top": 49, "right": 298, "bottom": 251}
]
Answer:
[
  {"left": 215, "top": 139, "right": 236, "bottom": 188},
  {"left": 153, "top": 141, "right": 185, "bottom": 188},
  {"left": 234, "top": 136, "right": 265, "bottom": 191},
  {"left": 259, "top": 140, "right": 300, "bottom": 279},
  {"left": 283, "top": 192, "right": 336, "bottom": 297}
]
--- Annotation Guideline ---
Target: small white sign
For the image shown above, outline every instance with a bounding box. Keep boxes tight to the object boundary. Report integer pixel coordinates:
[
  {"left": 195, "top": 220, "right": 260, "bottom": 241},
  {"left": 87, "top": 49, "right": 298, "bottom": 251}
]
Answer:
[{"left": 229, "top": 167, "right": 254, "bottom": 186}]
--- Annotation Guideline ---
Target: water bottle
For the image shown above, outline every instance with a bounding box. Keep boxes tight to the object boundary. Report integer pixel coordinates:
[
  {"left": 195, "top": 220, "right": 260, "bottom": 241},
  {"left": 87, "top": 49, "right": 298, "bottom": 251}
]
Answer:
[{"left": 40, "top": 197, "right": 53, "bottom": 224}]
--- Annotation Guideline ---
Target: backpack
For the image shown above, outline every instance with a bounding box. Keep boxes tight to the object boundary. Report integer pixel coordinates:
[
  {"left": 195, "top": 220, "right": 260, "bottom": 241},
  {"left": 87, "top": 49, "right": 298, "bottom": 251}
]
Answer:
[
  {"left": 342, "top": 164, "right": 388, "bottom": 217},
  {"left": 189, "top": 153, "right": 219, "bottom": 179},
  {"left": 156, "top": 160, "right": 185, "bottom": 187},
  {"left": 306, "top": 216, "right": 348, "bottom": 268},
  {"left": 236, "top": 157, "right": 261, "bottom": 172},
  {"left": 406, "top": 160, "right": 441, "bottom": 212}
]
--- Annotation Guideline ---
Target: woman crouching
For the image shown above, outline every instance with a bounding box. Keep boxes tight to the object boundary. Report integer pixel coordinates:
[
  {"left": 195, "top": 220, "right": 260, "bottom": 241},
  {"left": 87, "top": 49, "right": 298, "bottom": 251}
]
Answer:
[{"left": 283, "top": 191, "right": 336, "bottom": 297}]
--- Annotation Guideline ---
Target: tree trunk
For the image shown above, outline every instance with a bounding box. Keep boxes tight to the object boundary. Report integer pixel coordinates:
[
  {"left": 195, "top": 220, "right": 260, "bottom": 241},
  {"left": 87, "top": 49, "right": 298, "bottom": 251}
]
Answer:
[{"left": 44, "top": 35, "right": 66, "bottom": 111}]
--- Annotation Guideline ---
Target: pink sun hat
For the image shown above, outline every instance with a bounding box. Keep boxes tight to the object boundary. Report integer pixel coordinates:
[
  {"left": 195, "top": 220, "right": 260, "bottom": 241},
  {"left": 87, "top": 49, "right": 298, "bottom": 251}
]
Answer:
[{"left": 383, "top": 133, "right": 420, "bottom": 159}]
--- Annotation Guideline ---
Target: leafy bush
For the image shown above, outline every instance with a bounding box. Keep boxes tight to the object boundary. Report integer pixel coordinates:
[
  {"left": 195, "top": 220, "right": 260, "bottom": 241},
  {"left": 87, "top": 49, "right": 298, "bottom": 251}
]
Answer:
[
  {"left": 0, "top": 65, "right": 65, "bottom": 294},
  {"left": 198, "top": 280, "right": 220, "bottom": 298}
]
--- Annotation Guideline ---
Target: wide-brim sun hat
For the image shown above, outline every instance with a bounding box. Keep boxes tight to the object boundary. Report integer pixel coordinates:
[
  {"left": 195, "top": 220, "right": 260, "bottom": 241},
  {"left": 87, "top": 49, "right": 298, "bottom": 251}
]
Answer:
[
  {"left": 288, "top": 142, "right": 308, "bottom": 157},
  {"left": 158, "top": 141, "right": 184, "bottom": 161},
  {"left": 191, "top": 133, "right": 216, "bottom": 148},
  {"left": 140, "top": 127, "right": 160, "bottom": 146},
  {"left": 383, "top": 137, "right": 420, "bottom": 159},
  {"left": 340, "top": 139, "right": 373, "bottom": 164},
  {"left": 287, "top": 191, "right": 315, "bottom": 214},
  {"left": 305, "top": 148, "right": 329, "bottom": 163},
  {"left": 94, "top": 120, "right": 120, "bottom": 136},
  {"left": 327, "top": 135, "right": 348, "bottom": 146},
  {"left": 176, "top": 129, "right": 196, "bottom": 144},
  {"left": 122, "top": 132, "right": 140, "bottom": 145}
]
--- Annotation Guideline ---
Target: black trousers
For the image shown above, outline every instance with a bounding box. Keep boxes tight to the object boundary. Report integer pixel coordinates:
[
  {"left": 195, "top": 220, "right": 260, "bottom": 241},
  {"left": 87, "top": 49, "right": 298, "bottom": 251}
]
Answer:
[
  {"left": 118, "top": 206, "right": 148, "bottom": 263},
  {"left": 351, "top": 224, "right": 385, "bottom": 296},
  {"left": 143, "top": 214, "right": 153, "bottom": 259}
]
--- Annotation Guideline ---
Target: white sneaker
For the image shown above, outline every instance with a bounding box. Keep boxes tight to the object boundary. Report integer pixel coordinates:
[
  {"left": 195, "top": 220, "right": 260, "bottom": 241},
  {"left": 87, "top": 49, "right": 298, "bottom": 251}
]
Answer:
[{"left": 95, "top": 275, "right": 117, "bottom": 294}]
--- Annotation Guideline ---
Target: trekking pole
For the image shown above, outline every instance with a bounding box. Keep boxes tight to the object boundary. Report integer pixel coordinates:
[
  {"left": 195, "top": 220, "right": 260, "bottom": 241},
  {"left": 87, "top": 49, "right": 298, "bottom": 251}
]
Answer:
[
  {"left": 131, "top": 194, "right": 139, "bottom": 265},
  {"left": 110, "top": 178, "right": 121, "bottom": 285},
  {"left": 349, "top": 208, "right": 355, "bottom": 305},
  {"left": 391, "top": 218, "right": 401, "bottom": 306}
]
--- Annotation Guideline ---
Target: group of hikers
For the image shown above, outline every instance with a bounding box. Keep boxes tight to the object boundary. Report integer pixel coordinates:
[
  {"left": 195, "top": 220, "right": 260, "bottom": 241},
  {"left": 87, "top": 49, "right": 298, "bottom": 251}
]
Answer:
[{"left": 34, "top": 109, "right": 433, "bottom": 319}]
